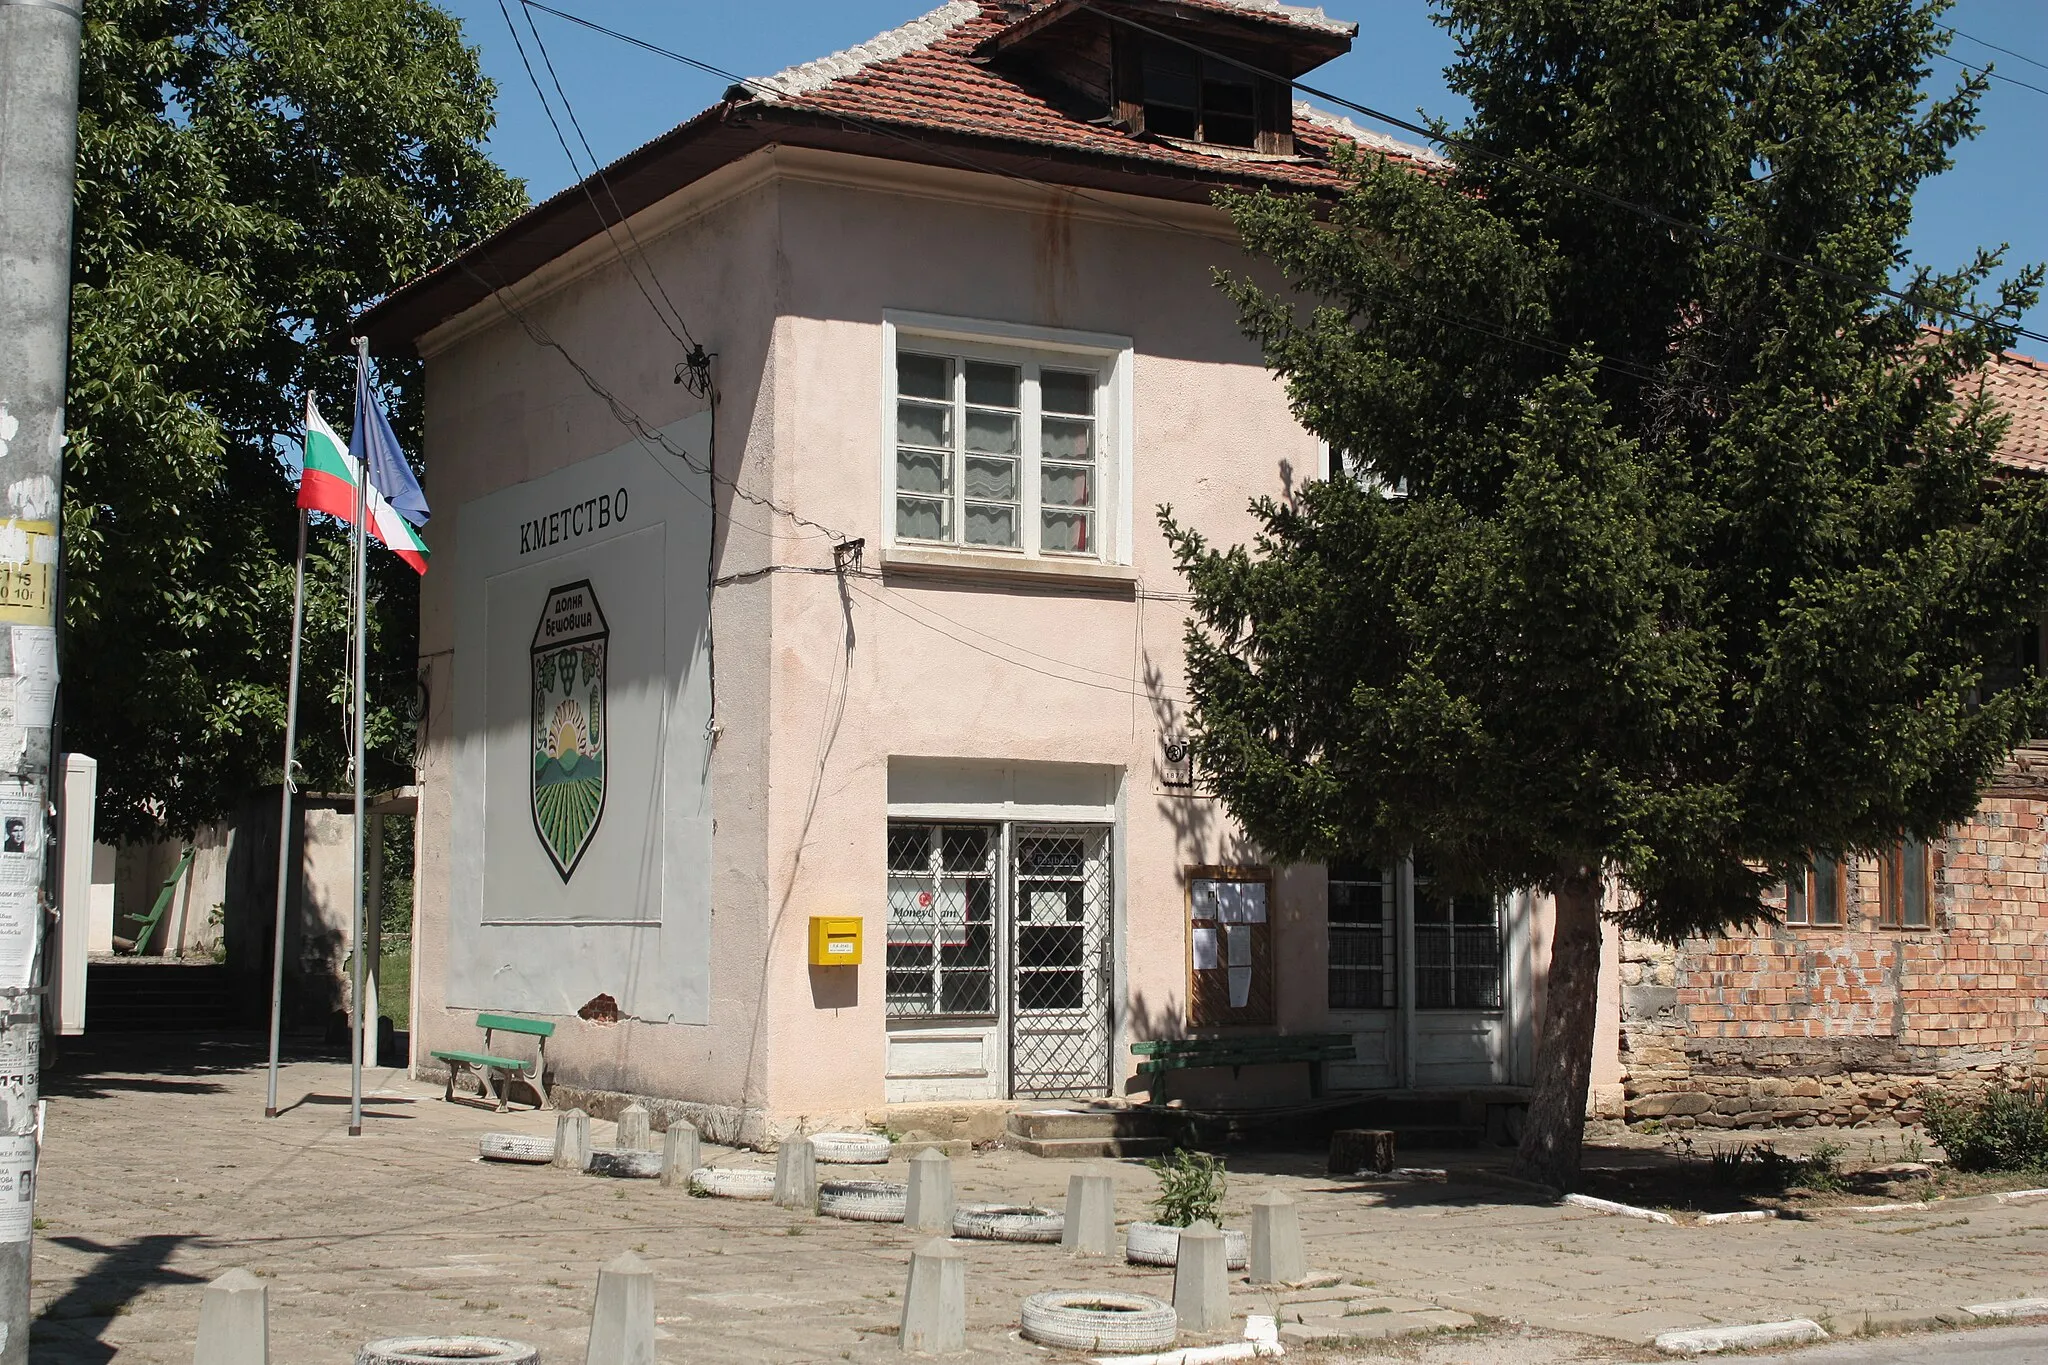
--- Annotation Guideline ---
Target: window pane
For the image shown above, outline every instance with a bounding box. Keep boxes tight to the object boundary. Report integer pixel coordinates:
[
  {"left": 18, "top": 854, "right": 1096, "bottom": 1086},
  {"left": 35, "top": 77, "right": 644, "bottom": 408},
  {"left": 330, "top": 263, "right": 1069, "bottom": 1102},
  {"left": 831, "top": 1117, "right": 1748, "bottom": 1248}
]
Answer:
[
  {"left": 1041, "top": 417, "right": 1094, "bottom": 461},
  {"left": 1041, "top": 462, "right": 1091, "bottom": 508},
  {"left": 964, "top": 361, "right": 1020, "bottom": 408},
  {"left": 964, "top": 409, "right": 1019, "bottom": 455},
  {"left": 1143, "top": 39, "right": 1199, "bottom": 111},
  {"left": 1812, "top": 857, "right": 1842, "bottom": 925},
  {"left": 1041, "top": 370, "right": 1095, "bottom": 416},
  {"left": 897, "top": 399, "right": 951, "bottom": 450},
  {"left": 1903, "top": 839, "right": 1930, "bottom": 928},
  {"left": 965, "top": 502, "right": 1018, "bottom": 547},
  {"left": 897, "top": 447, "right": 951, "bottom": 495},
  {"left": 1784, "top": 873, "right": 1808, "bottom": 924},
  {"left": 1329, "top": 864, "right": 1393, "bottom": 1010},
  {"left": 965, "top": 455, "right": 1017, "bottom": 501},
  {"left": 1041, "top": 510, "right": 1091, "bottom": 554},
  {"left": 897, "top": 496, "right": 950, "bottom": 541},
  {"left": 898, "top": 352, "right": 950, "bottom": 400},
  {"left": 887, "top": 822, "right": 997, "bottom": 1019}
]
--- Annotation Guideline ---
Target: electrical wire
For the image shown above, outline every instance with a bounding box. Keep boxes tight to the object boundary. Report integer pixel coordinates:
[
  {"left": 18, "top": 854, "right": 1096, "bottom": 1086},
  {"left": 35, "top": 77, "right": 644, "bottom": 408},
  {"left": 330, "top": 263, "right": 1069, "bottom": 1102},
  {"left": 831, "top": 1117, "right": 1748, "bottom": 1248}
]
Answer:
[
  {"left": 493, "top": 0, "right": 700, "bottom": 358},
  {"left": 1070, "top": 1, "right": 2048, "bottom": 351},
  {"left": 1935, "top": 50, "right": 2048, "bottom": 100},
  {"left": 1947, "top": 26, "right": 2048, "bottom": 75},
  {"left": 515, "top": 1, "right": 708, "bottom": 359},
  {"left": 454, "top": 256, "right": 849, "bottom": 542},
  {"left": 846, "top": 578, "right": 1188, "bottom": 703}
]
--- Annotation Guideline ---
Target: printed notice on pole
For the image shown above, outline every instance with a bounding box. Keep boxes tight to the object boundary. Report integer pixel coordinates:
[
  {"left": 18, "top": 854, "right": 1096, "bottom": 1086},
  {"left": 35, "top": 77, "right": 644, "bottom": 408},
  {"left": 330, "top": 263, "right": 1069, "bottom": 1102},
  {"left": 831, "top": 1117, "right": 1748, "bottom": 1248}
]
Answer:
[
  {"left": 0, "top": 888, "right": 34, "bottom": 992},
  {"left": 0, "top": 521, "right": 56, "bottom": 627},
  {"left": 0, "top": 1135, "right": 35, "bottom": 1242},
  {"left": 0, "top": 791, "right": 38, "bottom": 891},
  {"left": 9, "top": 626, "right": 56, "bottom": 728}
]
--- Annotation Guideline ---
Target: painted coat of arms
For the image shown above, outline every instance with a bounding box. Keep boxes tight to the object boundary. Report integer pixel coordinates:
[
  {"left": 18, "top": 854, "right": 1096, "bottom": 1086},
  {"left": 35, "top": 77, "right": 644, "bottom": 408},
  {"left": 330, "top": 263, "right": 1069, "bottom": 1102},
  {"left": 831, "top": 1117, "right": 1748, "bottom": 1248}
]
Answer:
[{"left": 531, "top": 580, "right": 608, "bottom": 880}]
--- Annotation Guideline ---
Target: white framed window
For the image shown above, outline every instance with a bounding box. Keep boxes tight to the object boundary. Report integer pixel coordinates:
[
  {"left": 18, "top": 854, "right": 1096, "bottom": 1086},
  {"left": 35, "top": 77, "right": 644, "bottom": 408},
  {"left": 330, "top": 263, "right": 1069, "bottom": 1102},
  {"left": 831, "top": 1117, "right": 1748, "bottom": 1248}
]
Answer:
[{"left": 884, "top": 313, "right": 1132, "bottom": 564}]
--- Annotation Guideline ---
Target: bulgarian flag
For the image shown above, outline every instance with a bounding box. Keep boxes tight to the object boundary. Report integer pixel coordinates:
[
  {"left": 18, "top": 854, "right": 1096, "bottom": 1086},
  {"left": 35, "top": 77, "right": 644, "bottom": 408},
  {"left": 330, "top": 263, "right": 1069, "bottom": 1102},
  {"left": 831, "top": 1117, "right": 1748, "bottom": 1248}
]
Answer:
[{"left": 301, "top": 396, "right": 429, "bottom": 574}]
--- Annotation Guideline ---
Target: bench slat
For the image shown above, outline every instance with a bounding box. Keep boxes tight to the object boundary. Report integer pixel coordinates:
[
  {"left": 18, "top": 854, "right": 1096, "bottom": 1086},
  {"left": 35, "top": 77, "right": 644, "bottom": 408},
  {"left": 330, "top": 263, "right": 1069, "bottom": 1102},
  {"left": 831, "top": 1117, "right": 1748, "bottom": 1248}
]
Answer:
[
  {"left": 476, "top": 1013, "right": 554, "bottom": 1038},
  {"left": 1135, "top": 1050, "right": 1355, "bottom": 1073},
  {"left": 1132, "top": 1034, "right": 1354, "bottom": 1057},
  {"left": 430, "top": 1049, "right": 535, "bottom": 1072}
]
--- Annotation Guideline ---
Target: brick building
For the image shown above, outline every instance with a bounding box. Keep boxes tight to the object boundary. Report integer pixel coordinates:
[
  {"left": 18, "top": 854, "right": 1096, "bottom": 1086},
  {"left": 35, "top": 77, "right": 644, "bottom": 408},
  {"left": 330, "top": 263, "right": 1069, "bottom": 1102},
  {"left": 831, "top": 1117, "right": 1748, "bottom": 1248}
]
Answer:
[{"left": 1605, "top": 350, "right": 2048, "bottom": 1131}]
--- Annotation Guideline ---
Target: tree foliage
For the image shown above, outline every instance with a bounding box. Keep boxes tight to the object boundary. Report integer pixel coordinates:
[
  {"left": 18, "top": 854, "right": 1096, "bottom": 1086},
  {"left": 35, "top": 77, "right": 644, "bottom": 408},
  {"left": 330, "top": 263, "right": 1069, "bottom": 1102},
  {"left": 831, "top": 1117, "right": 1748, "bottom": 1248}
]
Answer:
[
  {"left": 64, "top": 0, "right": 525, "bottom": 842},
  {"left": 1168, "top": 0, "right": 2048, "bottom": 1184}
]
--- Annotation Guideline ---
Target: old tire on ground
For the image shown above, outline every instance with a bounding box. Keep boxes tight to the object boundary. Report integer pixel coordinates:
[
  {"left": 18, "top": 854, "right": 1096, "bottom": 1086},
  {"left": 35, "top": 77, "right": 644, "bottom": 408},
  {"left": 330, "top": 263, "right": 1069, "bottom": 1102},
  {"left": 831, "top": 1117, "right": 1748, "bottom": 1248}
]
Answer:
[
  {"left": 588, "top": 1148, "right": 662, "bottom": 1179},
  {"left": 952, "top": 1203, "right": 1065, "bottom": 1243},
  {"left": 1019, "top": 1291, "right": 1177, "bottom": 1352},
  {"left": 689, "top": 1166, "right": 776, "bottom": 1199},
  {"left": 356, "top": 1337, "right": 539, "bottom": 1364},
  {"left": 809, "top": 1131, "right": 892, "bottom": 1164},
  {"left": 477, "top": 1133, "right": 553, "bottom": 1164},
  {"left": 819, "top": 1179, "right": 908, "bottom": 1222},
  {"left": 1123, "top": 1221, "right": 1249, "bottom": 1270}
]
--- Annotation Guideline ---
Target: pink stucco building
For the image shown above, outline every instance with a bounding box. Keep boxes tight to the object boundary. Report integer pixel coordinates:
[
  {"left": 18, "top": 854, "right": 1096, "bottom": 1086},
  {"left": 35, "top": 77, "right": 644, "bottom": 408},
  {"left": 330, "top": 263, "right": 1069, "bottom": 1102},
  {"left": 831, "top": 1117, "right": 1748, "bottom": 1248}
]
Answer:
[
  {"left": 361, "top": 0, "right": 2048, "bottom": 1147},
  {"left": 361, "top": 0, "right": 1565, "bottom": 1145}
]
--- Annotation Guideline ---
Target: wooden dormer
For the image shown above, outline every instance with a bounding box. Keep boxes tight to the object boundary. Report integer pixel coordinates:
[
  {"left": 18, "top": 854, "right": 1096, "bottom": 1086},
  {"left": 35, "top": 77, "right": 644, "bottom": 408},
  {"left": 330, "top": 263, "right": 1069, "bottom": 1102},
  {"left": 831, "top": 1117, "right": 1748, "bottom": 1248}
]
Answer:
[{"left": 978, "top": 0, "right": 1357, "bottom": 157}]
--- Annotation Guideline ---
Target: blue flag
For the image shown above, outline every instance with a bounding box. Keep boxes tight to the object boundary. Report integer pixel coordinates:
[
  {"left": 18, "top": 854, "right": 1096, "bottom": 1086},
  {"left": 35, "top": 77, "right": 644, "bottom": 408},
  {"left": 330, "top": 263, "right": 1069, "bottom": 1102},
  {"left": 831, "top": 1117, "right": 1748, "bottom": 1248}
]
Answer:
[{"left": 352, "top": 359, "right": 429, "bottom": 528}]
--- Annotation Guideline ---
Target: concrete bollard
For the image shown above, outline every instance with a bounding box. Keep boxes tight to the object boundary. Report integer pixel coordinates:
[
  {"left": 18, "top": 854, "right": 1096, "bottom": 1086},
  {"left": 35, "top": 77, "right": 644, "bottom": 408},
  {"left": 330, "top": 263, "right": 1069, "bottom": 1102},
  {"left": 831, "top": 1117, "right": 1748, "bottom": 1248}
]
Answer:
[
  {"left": 904, "top": 1148, "right": 954, "bottom": 1233},
  {"left": 192, "top": 1267, "right": 268, "bottom": 1365},
  {"left": 659, "top": 1120, "right": 701, "bottom": 1187},
  {"left": 774, "top": 1134, "right": 818, "bottom": 1211},
  {"left": 585, "top": 1250, "right": 657, "bottom": 1365},
  {"left": 1172, "top": 1219, "right": 1232, "bottom": 1333},
  {"left": 616, "top": 1102, "right": 652, "bottom": 1152},
  {"left": 1061, "top": 1172, "right": 1116, "bottom": 1256},
  {"left": 899, "top": 1236, "right": 966, "bottom": 1353},
  {"left": 554, "top": 1108, "right": 592, "bottom": 1172},
  {"left": 1248, "top": 1191, "right": 1305, "bottom": 1285}
]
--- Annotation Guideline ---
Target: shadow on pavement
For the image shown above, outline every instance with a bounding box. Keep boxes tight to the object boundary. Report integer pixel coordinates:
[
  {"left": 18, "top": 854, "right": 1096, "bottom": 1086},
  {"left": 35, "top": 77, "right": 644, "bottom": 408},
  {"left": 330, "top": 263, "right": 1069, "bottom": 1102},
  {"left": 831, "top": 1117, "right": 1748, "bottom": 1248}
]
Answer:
[{"left": 32, "top": 1233, "right": 204, "bottom": 1363}]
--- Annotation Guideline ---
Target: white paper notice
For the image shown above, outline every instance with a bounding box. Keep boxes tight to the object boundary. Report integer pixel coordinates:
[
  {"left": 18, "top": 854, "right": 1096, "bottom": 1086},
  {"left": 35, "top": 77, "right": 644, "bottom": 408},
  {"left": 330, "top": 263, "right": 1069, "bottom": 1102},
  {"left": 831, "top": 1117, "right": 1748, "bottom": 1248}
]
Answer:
[
  {"left": 0, "top": 792, "right": 38, "bottom": 890},
  {"left": 1192, "top": 926, "right": 1219, "bottom": 971},
  {"left": 1225, "top": 924, "right": 1253, "bottom": 968},
  {"left": 0, "top": 1134, "right": 34, "bottom": 1243},
  {"left": 8, "top": 627, "right": 54, "bottom": 729},
  {"left": 1213, "top": 881, "right": 1268, "bottom": 924},
  {"left": 0, "top": 888, "right": 33, "bottom": 992},
  {"left": 1228, "top": 966, "right": 1253, "bottom": 1008}
]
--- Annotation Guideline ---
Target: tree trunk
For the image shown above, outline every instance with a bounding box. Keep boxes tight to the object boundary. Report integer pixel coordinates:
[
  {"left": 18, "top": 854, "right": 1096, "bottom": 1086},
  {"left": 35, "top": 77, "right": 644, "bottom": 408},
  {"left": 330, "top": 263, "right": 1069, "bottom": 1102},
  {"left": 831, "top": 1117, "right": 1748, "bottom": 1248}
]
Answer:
[{"left": 1511, "top": 872, "right": 1604, "bottom": 1191}]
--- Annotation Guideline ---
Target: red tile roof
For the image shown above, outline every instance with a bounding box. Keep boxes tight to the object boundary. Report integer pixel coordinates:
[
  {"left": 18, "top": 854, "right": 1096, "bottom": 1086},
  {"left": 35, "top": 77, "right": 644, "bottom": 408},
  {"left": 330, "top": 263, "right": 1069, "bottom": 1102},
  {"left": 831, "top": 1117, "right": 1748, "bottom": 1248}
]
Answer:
[
  {"left": 743, "top": 0, "right": 1435, "bottom": 192},
  {"left": 1985, "top": 350, "right": 2048, "bottom": 473}
]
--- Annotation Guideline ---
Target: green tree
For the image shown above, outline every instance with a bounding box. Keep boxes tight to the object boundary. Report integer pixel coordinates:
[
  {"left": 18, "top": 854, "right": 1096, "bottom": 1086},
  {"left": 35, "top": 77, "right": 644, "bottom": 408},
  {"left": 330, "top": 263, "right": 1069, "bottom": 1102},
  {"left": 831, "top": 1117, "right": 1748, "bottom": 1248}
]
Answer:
[
  {"left": 1168, "top": 0, "right": 2048, "bottom": 1188},
  {"left": 64, "top": 0, "right": 524, "bottom": 842}
]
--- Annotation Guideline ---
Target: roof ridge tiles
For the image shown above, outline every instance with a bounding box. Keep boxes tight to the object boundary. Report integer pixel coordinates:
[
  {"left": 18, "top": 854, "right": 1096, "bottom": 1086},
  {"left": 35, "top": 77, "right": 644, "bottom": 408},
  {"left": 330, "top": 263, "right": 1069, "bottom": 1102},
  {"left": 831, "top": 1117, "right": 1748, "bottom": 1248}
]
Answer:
[
  {"left": 1291, "top": 101, "right": 1444, "bottom": 166},
  {"left": 750, "top": 0, "right": 986, "bottom": 102},
  {"left": 1176, "top": 0, "right": 1358, "bottom": 38}
]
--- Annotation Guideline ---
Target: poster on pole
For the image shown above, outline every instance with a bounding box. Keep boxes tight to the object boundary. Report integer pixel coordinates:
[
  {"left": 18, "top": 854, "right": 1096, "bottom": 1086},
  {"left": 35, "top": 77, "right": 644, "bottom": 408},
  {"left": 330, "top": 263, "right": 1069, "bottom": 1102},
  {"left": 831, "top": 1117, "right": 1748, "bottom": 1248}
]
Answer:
[
  {"left": 0, "top": 1134, "right": 34, "bottom": 1243},
  {"left": 9, "top": 626, "right": 56, "bottom": 728}
]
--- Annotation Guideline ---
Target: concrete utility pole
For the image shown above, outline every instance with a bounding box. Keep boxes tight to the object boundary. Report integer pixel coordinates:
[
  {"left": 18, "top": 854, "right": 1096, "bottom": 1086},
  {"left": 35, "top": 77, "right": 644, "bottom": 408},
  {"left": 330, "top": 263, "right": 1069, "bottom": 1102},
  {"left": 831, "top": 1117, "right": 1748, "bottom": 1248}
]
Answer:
[{"left": 0, "top": 0, "right": 84, "bottom": 1359}]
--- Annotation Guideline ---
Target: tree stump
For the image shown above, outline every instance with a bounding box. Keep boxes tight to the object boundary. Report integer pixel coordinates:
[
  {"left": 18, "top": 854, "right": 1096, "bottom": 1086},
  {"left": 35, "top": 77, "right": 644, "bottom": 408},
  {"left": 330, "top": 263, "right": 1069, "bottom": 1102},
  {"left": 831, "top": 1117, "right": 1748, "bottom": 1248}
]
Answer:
[{"left": 1329, "top": 1128, "right": 1395, "bottom": 1175}]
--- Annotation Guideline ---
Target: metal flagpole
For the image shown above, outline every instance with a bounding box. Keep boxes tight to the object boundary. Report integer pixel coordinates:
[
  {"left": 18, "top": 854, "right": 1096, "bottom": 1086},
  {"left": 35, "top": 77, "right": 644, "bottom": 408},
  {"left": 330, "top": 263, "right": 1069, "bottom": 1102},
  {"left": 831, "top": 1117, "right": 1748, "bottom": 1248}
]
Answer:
[
  {"left": 349, "top": 339, "right": 370, "bottom": 1138},
  {"left": 264, "top": 509, "right": 310, "bottom": 1117}
]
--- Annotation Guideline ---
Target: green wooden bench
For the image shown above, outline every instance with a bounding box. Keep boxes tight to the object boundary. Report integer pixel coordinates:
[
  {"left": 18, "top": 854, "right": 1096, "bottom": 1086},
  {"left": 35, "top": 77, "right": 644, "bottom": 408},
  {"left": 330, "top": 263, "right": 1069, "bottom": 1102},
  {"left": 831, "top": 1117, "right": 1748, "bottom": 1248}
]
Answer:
[
  {"left": 1132, "top": 1033, "right": 1356, "bottom": 1105},
  {"left": 113, "top": 847, "right": 194, "bottom": 955},
  {"left": 431, "top": 1014, "right": 554, "bottom": 1112}
]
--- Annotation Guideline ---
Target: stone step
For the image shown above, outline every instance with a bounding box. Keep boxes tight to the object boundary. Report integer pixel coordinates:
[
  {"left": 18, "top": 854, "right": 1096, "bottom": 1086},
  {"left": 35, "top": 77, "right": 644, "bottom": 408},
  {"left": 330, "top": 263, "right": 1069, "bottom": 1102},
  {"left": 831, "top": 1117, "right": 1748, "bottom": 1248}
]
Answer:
[
  {"left": 1004, "top": 1132, "right": 1175, "bottom": 1159},
  {"left": 1006, "top": 1107, "right": 1176, "bottom": 1142}
]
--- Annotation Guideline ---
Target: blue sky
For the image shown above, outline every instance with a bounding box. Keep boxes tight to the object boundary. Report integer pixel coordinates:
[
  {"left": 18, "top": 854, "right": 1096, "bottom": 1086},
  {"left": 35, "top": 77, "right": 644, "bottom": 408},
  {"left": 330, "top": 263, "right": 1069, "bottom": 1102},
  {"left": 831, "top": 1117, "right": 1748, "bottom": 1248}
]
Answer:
[{"left": 444, "top": 0, "right": 2048, "bottom": 343}]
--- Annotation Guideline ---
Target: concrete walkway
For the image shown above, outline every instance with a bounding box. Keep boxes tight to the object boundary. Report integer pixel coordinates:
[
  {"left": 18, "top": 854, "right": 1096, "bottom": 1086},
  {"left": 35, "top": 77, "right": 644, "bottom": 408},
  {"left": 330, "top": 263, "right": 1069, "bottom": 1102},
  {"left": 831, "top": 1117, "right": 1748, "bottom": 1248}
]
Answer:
[{"left": 27, "top": 1039, "right": 2048, "bottom": 1362}]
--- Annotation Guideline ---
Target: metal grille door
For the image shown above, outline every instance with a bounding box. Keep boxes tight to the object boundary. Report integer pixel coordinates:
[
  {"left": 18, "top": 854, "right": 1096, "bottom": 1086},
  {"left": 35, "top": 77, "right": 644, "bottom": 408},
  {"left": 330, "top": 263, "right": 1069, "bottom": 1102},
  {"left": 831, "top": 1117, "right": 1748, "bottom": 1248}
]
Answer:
[{"left": 1008, "top": 825, "right": 1113, "bottom": 1098}]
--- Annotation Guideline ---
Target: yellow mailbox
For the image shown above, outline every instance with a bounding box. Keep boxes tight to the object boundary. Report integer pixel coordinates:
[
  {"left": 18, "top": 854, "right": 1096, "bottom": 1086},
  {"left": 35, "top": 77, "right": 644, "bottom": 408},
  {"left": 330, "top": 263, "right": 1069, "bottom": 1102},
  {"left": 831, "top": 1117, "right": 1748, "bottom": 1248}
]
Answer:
[{"left": 808, "top": 915, "right": 862, "bottom": 966}]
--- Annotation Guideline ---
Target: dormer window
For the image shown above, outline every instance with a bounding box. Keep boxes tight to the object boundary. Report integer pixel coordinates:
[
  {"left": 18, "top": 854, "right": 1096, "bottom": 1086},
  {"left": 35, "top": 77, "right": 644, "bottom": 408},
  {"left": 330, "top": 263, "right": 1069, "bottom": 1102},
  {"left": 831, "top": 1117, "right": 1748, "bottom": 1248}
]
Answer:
[{"left": 1139, "top": 39, "right": 1257, "bottom": 148}]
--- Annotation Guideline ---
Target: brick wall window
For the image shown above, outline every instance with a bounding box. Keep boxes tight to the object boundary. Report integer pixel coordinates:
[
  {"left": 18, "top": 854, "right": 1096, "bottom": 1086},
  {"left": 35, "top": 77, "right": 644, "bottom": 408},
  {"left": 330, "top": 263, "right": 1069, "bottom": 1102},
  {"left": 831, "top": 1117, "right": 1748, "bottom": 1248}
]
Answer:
[
  {"left": 1785, "top": 856, "right": 1846, "bottom": 927},
  {"left": 1879, "top": 837, "right": 1935, "bottom": 929}
]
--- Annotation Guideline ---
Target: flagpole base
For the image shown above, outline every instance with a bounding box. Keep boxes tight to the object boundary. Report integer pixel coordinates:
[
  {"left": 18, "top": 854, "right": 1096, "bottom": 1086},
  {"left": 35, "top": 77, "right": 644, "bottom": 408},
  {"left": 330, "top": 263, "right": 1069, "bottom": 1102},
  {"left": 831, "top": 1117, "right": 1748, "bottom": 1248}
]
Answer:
[
  {"left": 349, "top": 1125, "right": 362, "bottom": 1137},
  {"left": 264, "top": 1108, "right": 277, "bottom": 1119}
]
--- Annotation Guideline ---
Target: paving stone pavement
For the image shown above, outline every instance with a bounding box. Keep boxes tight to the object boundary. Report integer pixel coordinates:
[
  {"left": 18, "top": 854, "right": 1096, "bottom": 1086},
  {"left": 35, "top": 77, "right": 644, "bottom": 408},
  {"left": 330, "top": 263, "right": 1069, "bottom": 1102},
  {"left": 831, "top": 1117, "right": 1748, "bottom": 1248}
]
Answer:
[{"left": 25, "top": 1039, "right": 2048, "bottom": 1363}]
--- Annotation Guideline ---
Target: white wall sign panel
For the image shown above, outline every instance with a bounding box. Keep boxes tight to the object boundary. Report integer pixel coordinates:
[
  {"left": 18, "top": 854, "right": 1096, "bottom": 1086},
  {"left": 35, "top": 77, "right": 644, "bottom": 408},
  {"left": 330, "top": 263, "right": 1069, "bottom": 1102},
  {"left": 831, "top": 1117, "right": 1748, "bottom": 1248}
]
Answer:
[{"left": 448, "top": 417, "right": 712, "bottom": 1023}]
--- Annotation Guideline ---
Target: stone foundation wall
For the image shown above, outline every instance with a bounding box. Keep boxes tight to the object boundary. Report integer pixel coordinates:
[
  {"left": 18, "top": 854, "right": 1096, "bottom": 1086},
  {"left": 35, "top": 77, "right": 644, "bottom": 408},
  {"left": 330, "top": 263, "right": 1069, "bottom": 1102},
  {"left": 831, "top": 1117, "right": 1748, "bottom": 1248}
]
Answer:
[{"left": 1615, "top": 767, "right": 2048, "bottom": 1130}]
